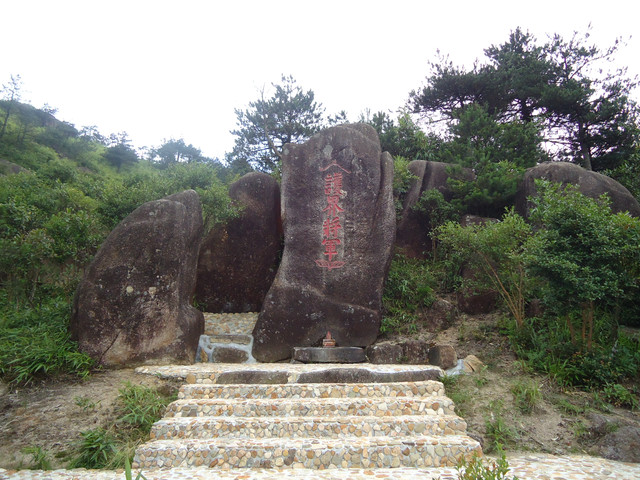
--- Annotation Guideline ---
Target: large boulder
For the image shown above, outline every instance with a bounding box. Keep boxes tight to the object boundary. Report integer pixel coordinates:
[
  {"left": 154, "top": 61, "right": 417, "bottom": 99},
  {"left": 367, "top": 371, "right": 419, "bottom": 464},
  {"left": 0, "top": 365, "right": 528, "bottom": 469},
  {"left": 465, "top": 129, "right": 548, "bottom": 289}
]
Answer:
[
  {"left": 0, "top": 158, "right": 29, "bottom": 175},
  {"left": 396, "top": 161, "right": 473, "bottom": 258},
  {"left": 70, "top": 190, "right": 204, "bottom": 367},
  {"left": 515, "top": 162, "right": 640, "bottom": 218},
  {"left": 195, "top": 172, "right": 281, "bottom": 312},
  {"left": 252, "top": 124, "right": 396, "bottom": 362}
]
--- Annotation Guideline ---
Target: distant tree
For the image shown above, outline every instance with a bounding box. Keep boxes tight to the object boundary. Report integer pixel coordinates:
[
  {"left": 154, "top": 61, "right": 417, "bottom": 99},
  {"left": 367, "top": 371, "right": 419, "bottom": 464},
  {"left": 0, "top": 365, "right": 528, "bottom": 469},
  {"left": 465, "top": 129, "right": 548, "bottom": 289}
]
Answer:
[
  {"left": 0, "top": 74, "right": 23, "bottom": 141},
  {"left": 409, "top": 27, "right": 640, "bottom": 171},
  {"left": 104, "top": 134, "right": 138, "bottom": 171},
  {"left": 541, "top": 31, "right": 640, "bottom": 171},
  {"left": 80, "top": 125, "right": 107, "bottom": 145},
  {"left": 151, "top": 138, "right": 205, "bottom": 166},
  {"left": 230, "top": 75, "right": 325, "bottom": 172},
  {"left": 363, "top": 111, "right": 444, "bottom": 161}
]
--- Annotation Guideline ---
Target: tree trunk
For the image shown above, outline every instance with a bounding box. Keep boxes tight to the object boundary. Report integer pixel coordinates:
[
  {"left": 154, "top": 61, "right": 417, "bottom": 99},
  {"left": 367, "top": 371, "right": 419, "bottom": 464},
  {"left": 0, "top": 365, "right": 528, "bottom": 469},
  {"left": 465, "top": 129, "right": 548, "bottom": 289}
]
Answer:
[{"left": 577, "top": 123, "right": 592, "bottom": 171}]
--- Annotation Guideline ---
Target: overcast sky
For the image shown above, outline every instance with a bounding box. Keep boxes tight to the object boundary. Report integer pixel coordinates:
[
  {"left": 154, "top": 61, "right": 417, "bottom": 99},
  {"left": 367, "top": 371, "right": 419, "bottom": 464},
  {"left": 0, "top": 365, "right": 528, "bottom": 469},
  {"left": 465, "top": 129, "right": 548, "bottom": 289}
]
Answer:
[{"left": 2, "top": 0, "right": 638, "bottom": 160}]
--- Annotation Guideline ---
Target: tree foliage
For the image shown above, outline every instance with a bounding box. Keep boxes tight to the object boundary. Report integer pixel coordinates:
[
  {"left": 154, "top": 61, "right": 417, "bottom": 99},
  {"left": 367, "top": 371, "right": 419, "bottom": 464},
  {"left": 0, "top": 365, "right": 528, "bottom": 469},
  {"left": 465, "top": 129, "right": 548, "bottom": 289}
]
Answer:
[
  {"left": 230, "top": 75, "right": 326, "bottom": 173},
  {"left": 410, "top": 27, "right": 640, "bottom": 173},
  {"left": 150, "top": 138, "right": 207, "bottom": 166}
]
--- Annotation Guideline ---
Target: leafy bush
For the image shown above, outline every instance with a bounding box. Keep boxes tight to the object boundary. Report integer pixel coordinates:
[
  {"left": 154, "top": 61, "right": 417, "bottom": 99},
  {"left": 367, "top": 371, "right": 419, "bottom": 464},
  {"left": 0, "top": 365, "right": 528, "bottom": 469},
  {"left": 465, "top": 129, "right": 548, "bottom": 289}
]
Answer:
[
  {"left": 525, "top": 181, "right": 640, "bottom": 351},
  {"left": 454, "top": 451, "right": 519, "bottom": 480},
  {"left": 437, "top": 209, "right": 531, "bottom": 327},
  {"left": 381, "top": 254, "right": 436, "bottom": 334},
  {"left": 602, "top": 383, "right": 639, "bottom": 410}
]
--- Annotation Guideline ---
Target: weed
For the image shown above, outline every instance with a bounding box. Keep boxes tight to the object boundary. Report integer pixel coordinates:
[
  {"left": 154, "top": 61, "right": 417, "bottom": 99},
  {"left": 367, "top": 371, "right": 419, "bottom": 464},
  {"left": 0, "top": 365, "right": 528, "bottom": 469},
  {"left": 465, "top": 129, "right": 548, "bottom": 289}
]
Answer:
[
  {"left": 484, "top": 400, "right": 517, "bottom": 453},
  {"left": 69, "top": 428, "right": 117, "bottom": 469},
  {"left": 441, "top": 375, "right": 472, "bottom": 418},
  {"left": 474, "top": 366, "right": 489, "bottom": 387},
  {"left": 117, "top": 382, "right": 175, "bottom": 433},
  {"left": 68, "top": 382, "right": 176, "bottom": 469},
  {"left": 590, "top": 391, "right": 613, "bottom": 413},
  {"left": 551, "top": 396, "right": 584, "bottom": 416},
  {"left": 125, "top": 456, "right": 146, "bottom": 480},
  {"left": 511, "top": 379, "right": 542, "bottom": 414},
  {"left": 453, "top": 450, "right": 519, "bottom": 480},
  {"left": 74, "top": 395, "right": 98, "bottom": 411},
  {"left": 602, "top": 383, "right": 639, "bottom": 410},
  {"left": 21, "top": 446, "right": 52, "bottom": 470}
]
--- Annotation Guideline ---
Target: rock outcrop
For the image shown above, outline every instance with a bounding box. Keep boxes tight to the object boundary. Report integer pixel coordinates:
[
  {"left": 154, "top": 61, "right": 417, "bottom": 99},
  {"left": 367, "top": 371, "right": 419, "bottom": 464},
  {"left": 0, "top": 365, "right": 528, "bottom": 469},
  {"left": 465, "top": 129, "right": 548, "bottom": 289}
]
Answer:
[
  {"left": 396, "top": 161, "right": 473, "bottom": 258},
  {"left": 515, "top": 162, "right": 640, "bottom": 218},
  {"left": 252, "top": 124, "right": 396, "bottom": 362},
  {"left": 195, "top": 172, "right": 281, "bottom": 312},
  {"left": 70, "top": 190, "right": 204, "bottom": 367}
]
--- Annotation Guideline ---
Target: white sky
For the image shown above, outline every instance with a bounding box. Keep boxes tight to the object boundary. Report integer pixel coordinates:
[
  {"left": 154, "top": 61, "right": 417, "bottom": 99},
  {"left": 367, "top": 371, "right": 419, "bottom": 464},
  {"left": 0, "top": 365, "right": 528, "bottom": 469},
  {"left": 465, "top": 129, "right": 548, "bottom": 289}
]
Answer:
[{"left": 2, "top": 0, "right": 638, "bottom": 160}]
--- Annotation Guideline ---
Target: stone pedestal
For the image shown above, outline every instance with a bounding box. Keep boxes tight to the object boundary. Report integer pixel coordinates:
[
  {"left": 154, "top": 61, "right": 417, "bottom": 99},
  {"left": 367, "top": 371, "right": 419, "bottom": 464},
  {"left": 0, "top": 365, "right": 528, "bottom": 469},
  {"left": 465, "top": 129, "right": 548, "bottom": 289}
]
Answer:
[{"left": 292, "top": 346, "right": 366, "bottom": 363}]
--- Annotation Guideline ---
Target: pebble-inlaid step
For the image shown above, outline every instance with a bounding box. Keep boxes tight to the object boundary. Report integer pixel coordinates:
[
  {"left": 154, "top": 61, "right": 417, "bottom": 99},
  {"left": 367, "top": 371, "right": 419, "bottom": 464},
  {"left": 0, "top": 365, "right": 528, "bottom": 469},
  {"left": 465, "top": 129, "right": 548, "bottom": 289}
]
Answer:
[
  {"left": 136, "top": 363, "right": 444, "bottom": 384},
  {"left": 164, "top": 396, "right": 455, "bottom": 418},
  {"left": 178, "top": 380, "right": 445, "bottom": 399},
  {"left": 150, "top": 414, "right": 468, "bottom": 440},
  {"left": 133, "top": 434, "right": 481, "bottom": 469},
  {"left": 203, "top": 312, "right": 258, "bottom": 336}
]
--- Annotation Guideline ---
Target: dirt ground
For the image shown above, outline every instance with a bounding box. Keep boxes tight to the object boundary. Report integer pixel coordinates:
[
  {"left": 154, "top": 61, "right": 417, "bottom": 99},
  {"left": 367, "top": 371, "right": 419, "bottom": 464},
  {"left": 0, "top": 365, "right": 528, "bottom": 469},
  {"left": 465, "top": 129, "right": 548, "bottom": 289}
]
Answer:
[
  {"left": 0, "top": 369, "right": 182, "bottom": 469},
  {"left": 0, "top": 309, "right": 638, "bottom": 469}
]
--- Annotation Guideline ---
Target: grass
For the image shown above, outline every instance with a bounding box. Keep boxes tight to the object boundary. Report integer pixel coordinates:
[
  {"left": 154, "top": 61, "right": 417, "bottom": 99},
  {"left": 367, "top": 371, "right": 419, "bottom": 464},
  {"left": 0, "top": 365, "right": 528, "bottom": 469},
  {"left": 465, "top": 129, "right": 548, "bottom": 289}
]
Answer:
[
  {"left": 0, "top": 297, "right": 94, "bottom": 385},
  {"left": 510, "top": 379, "right": 542, "bottom": 414},
  {"left": 484, "top": 400, "right": 518, "bottom": 453},
  {"left": 21, "top": 446, "right": 52, "bottom": 470},
  {"left": 68, "top": 383, "right": 176, "bottom": 469}
]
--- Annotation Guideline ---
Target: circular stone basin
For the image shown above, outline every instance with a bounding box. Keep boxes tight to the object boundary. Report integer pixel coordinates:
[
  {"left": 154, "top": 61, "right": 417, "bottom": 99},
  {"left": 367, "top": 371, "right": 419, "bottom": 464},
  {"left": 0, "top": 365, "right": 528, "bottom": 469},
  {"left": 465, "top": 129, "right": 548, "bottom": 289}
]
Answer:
[{"left": 292, "top": 346, "right": 366, "bottom": 363}]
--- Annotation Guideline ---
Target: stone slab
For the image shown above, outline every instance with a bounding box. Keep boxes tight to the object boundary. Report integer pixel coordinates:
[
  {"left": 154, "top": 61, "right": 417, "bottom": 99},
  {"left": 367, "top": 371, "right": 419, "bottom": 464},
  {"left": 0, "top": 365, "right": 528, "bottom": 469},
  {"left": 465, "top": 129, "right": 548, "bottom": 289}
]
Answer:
[
  {"left": 178, "top": 381, "right": 445, "bottom": 400},
  {"left": 292, "top": 347, "right": 365, "bottom": 363},
  {"left": 133, "top": 434, "right": 481, "bottom": 469},
  {"left": 136, "top": 363, "right": 444, "bottom": 385},
  {"left": 164, "top": 396, "right": 455, "bottom": 418},
  {"left": 150, "top": 414, "right": 468, "bottom": 440},
  {"left": 5, "top": 454, "right": 640, "bottom": 480}
]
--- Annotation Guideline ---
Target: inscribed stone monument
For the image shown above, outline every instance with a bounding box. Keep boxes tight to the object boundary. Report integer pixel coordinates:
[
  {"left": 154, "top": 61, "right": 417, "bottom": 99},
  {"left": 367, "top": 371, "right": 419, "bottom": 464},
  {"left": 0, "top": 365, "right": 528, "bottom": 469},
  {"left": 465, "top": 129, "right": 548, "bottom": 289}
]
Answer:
[{"left": 252, "top": 124, "right": 395, "bottom": 362}]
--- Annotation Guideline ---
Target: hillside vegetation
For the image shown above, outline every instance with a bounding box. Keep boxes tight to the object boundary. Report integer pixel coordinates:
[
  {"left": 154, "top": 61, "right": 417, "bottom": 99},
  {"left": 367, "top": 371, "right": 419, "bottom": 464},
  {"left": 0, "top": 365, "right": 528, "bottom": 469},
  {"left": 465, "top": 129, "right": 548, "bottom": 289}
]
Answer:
[{"left": 1, "top": 25, "right": 639, "bottom": 430}]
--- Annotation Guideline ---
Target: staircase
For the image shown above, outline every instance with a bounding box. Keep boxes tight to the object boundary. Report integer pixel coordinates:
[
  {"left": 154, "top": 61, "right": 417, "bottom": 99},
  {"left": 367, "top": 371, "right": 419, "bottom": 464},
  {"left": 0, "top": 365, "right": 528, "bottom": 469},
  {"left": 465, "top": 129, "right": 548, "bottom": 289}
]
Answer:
[{"left": 133, "top": 365, "right": 482, "bottom": 471}]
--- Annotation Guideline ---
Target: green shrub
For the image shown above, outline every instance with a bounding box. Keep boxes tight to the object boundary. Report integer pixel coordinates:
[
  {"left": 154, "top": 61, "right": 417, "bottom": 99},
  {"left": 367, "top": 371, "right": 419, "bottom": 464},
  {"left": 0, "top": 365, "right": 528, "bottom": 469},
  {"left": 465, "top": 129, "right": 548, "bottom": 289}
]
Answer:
[
  {"left": 381, "top": 253, "right": 436, "bottom": 334},
  {"left": 602, "top": 383, "right": 639, "bottom": 410},
  {"left": 437, "top": 209, "right": 531, "bottom": 328},
  {"left": 525, "top": 181, "right": 640, "bottom": 352},
  {"left": 454, "top": 451, "right": 519, "bottom": 480}
]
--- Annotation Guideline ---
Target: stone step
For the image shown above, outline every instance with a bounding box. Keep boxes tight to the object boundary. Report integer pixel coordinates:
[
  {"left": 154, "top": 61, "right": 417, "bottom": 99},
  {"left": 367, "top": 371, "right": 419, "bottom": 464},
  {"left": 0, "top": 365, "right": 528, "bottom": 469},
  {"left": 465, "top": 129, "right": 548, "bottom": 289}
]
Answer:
[
  {"left": 136, "top": 363, "right": 443, "bottom": 385},
  {"left": 165, "top": 396, "right": 455, "bottom": 418},
  {"left": 178, "top": 380, "right": 445, "bottom": 400},
  {"left": 196, "top": 334, "right": 255, "bottom": 363},
  {"left": 203, "top": 312, "right": 258, "bottom": 336},
  {"left": 133, "top": 435, "right": 482, "bottom": 469},
  {"left": 150, "top": 414, "right": 468, "bottom": 440}
]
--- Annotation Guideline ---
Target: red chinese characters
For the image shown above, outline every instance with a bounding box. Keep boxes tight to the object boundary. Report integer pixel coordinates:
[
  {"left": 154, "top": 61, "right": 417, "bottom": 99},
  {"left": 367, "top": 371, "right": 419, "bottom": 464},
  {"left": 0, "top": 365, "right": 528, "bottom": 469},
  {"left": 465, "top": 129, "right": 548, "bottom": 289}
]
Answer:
[{"left": 316, "top": 170, "right": 348, "bottom": 270}]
